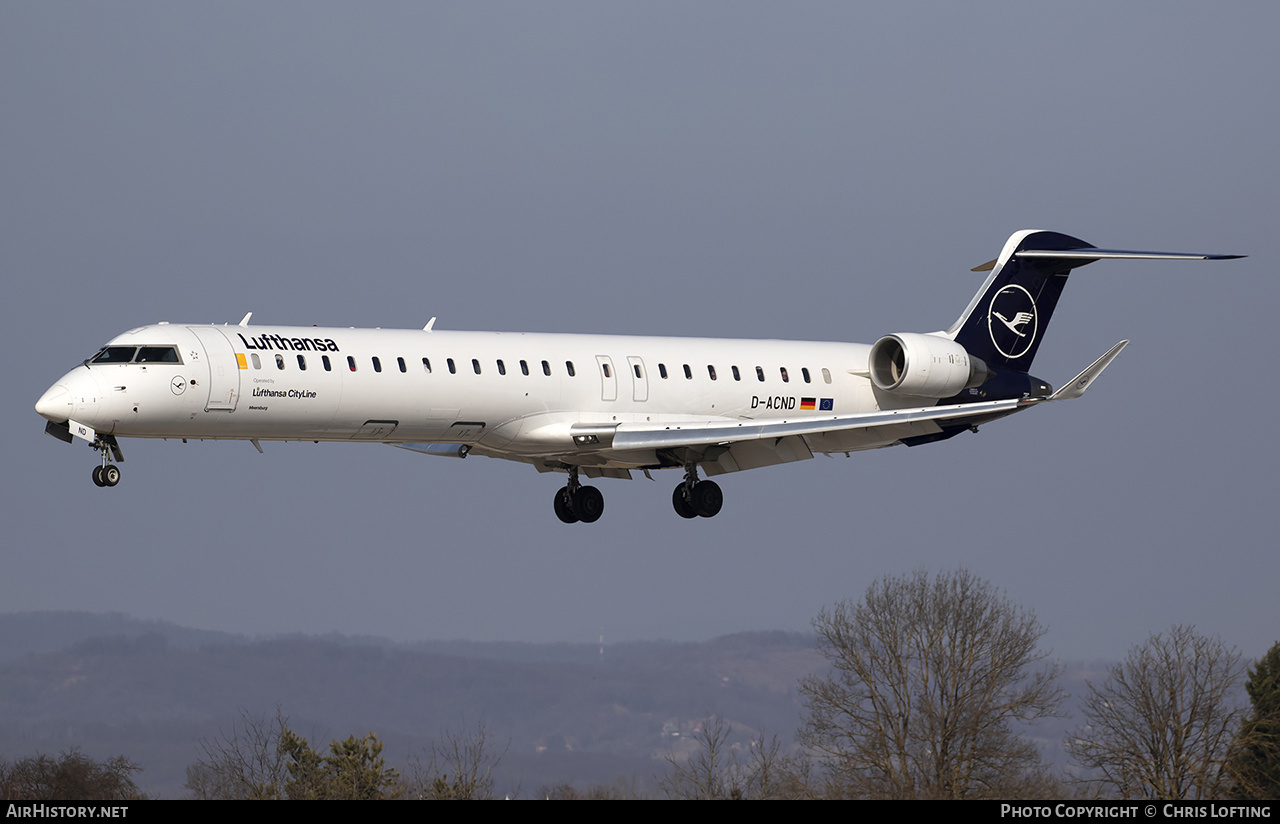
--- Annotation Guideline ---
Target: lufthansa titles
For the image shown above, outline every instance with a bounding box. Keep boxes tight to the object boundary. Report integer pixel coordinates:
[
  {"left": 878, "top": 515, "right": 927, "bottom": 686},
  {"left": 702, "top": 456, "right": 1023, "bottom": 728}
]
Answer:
[{"left": 237, "top": 332, "right": 339, "bottom": 352}]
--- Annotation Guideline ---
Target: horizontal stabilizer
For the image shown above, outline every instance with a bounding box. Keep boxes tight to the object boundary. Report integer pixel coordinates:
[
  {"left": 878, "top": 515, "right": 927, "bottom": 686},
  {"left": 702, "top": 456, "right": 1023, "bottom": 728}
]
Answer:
[
  {"left": 1048, "top": 340, "right": 1129, "bottom": 402},
  {"left": 1017, "top": 248, "right": 1243, "bottom": 262}
]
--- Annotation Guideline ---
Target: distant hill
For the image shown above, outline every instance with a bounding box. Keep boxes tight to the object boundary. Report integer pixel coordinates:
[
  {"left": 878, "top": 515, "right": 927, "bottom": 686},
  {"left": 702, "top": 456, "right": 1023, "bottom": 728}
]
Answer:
[{"left": 0, "top": 612, "right": 824, "bottom": 798}]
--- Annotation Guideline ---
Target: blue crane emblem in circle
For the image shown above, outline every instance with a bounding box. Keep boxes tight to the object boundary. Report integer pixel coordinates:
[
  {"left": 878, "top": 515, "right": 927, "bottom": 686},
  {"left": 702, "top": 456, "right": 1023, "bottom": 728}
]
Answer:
[{"left": 987, "top": 284, "right": 1038, "bottom": 360}]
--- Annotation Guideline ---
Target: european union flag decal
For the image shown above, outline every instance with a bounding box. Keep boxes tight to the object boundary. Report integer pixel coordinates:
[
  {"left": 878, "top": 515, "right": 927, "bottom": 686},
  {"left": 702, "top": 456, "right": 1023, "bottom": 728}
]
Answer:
[{"left": 819, "top": 398, "right": 834, "bottom": 411}]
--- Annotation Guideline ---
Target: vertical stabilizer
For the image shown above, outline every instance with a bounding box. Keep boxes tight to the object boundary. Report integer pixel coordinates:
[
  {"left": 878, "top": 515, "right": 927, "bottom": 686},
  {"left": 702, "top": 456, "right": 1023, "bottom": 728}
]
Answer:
[{"left": 945, "top": 230, "right": 1095, "bottom": 372}]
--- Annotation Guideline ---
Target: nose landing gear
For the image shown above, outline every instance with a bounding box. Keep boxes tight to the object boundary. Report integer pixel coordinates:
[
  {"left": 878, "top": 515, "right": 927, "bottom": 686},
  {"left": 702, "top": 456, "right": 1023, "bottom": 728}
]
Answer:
[{"left": 89, "top": 435, "right": 124, "bottom": 488}]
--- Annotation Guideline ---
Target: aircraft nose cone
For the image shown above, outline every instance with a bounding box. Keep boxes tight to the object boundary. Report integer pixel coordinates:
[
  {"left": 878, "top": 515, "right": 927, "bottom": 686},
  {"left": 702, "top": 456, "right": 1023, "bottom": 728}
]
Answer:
[{"left": 35, "top": 384, "right": 72, "bottom": 422}]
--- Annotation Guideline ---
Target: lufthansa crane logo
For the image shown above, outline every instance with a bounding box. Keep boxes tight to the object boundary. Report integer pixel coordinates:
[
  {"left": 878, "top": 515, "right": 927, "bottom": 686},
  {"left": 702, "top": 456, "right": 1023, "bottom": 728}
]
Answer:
[
  {"left": 171, "top": 376, "right": 187, "bottom": 395},
  {"left": 987, "top": 284, "right": 1037, "bottom": 360}
]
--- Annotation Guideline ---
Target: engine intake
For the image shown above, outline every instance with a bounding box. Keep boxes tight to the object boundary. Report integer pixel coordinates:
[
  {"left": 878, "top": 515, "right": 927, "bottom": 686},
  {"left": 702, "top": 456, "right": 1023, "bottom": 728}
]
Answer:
[{"left": 869, "top": 333, "right": 990, "bottom": 398}]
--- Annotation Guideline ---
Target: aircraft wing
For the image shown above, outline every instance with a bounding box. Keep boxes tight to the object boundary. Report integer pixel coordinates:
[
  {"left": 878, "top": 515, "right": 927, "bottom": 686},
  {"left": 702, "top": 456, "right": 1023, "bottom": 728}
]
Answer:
[{"left": 605, "top": 397, "right": 1028, "bottom": 452}]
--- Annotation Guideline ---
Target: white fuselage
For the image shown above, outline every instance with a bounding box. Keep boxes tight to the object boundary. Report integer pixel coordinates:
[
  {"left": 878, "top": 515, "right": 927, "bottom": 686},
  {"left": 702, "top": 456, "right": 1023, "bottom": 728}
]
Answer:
[{"left": 37, "top": 322, "right": 943, "bottom": 474}]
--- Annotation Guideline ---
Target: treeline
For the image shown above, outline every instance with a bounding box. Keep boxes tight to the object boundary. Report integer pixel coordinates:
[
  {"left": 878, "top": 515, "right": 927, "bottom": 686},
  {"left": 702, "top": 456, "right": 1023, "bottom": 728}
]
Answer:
[{"left": 4, "top": 569, "right": 1276, "bottom": 800}]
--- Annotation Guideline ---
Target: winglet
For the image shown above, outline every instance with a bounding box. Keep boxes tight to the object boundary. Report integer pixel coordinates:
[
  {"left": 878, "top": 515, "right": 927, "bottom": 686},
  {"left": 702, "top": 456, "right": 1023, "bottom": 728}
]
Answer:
[
  {"left": 238, "top": 312, "right": 253, "bottom": 327},
  {"left": 1048, "top": 340, "right": 1129, "bottom": 401}
]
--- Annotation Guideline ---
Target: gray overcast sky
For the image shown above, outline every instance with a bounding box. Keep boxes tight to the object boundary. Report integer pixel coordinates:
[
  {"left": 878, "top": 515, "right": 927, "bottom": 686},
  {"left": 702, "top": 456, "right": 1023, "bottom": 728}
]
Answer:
[{"left": 4, "top": 2, "right": 1276, "bottom": 661}]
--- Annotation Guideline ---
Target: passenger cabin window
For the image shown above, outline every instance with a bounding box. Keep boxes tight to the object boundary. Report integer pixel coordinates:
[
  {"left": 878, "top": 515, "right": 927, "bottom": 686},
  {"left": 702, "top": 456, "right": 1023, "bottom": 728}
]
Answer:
[
  {"left": 659, "top": 363, "right": 668, "bottom": 379},
  {"left": 297, "top": 355, "right": 307, "bottom": 370},
  {"left": 447, "top": 358, "right": 456, "bottom": 374},
  {"left": 472, "top": 358, "right": 481, "bottom": 375},
  {"left": 566, "top": 361, "right": 575, "bottom": 377},
  {"left": 275, "top": 354, "right": 285, "bottom": 370},
  {"left": 707, "top": 365, "right": 717, "bottom": 380},
  {"left": 542, "top": 360, "right": 551, "bottom": 376},
  {"left": 802, "top": 367, "right": 811, "bottom": 383},
  {"left": 372, "top": 357, "right": 382, "bottom": 373},
  {"left": 756, "top": 366, "right": 765, "bottom": 382},
  {"left": 520, "top": 360, "right": 529, "bottom": 376},
  {"left": 822, "top": 367, "right": 832, "bottom": 384},
  {"left": 780, "top": 367, "right": 789, "bottom": 382},
  {"left": 90, "top": 347, "right": 137, "bottom": 364},
  {"left": 398, "top": 357, "right": 407, "bottom": 373},
  {"left": 323, "top": 355, "right": 332, "bottom": 371},
  {"left": 251, "top": 353, "right": 262, "bottom": 370},
  {"left": 348, "top": 356, "right": 357, "bottom": 372},
  {"left": 731, "top": 365, "right": 740, "bottom": 381},
  {"left": 422, "top": 357, "right": 431, "bottom": 373},
  {"left": 683, "top": 364, "right": 692, "bottom": 380},
  {"left": 497, "top": 359, "right": 506, "bottom": 375},
  {"left": 136, "top": 346, "right": 180, "bottom": 363}
]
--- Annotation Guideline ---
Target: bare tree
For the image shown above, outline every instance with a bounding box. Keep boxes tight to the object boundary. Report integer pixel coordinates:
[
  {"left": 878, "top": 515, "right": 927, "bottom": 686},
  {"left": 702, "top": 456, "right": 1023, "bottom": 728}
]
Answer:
[
  {"left": 659, "top": 716, "right": 811, "bottom": 799},
  {"left": 540, "top": 777, "right": 639, "bottom": 800},
  {"left": 1066, "top": 625, "right": 1246, "bottom": 800},
  {"left": 798, "top": 568, "right": 1065, "bottom": 799},
  {"left": 186, "top": 708, "right": 400, "bottom": 799},
  {"left": 186, "top": 708, "right": 291, "bottom": 799},
  {"left": 0, "top": 750, "right": 146, "bottom": 800},
  {"left": 406, "top": 723, "right": 509, "bottom": 799}
]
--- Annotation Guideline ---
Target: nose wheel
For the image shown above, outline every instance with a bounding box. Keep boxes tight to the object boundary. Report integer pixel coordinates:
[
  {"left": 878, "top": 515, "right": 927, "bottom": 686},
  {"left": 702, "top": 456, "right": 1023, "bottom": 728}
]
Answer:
[
  {"left": 92, "top": 464, "right": 121, "bottom": 487},
  {"left": 89, "top": 436, "right": 123, "bottom": 488},
  {"left": 554, "top": 466, "right": 604, "bottom": 524}
]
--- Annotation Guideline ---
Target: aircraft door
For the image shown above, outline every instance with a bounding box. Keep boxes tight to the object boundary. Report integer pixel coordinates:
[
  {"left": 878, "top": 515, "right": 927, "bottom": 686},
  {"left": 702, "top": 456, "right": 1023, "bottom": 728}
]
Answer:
[
  {"left": 186, "top": 326, "right": 241, "bottom": 411},
  {"left": 596, "top": 356, "right": 617, "bottom": 402},
  {"left": 627, "top": 356, "right": 648, "bottom": 402}
]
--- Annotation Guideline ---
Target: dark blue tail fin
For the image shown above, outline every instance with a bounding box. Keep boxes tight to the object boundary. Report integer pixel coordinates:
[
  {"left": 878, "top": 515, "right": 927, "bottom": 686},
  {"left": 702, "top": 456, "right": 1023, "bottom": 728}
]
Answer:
[
  {"left": 947, "top": 230, "right": 1093, "bottom": 372},
  {"left": 945, "top": 230, "right": 1241, "bottom": 373}
]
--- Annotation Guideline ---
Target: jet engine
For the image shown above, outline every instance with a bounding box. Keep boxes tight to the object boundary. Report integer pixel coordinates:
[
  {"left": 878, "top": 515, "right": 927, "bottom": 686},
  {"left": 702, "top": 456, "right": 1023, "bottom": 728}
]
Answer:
[{"left": 868, "top": 333, "right": 991, "bottom": 398}]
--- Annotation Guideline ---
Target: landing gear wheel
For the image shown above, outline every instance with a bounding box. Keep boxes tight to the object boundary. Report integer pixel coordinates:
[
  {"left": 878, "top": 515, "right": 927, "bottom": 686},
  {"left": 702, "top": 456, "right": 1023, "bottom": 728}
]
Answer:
[
  {"left": 672, "top": 484, "right": 697, "bottom": 519},
  {"left": 690, "top": 480, "right": 722, "bottom": 518},
  {"left": 92, "top": 466, "right": 106, "bottom": 487},
  {"left": 554, "top": 488, "right": 579, "bottom": 524},
  {"left": 572, "top": 485, "right": 605, "bottom": 523},
  {"left": 102, "top": 465, "right": 121, "bottom": 487}
]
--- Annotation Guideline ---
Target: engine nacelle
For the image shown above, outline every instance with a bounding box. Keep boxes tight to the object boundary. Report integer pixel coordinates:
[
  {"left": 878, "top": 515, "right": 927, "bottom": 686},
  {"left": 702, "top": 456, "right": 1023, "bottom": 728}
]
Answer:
[{"left": 868, "top": 333, "right": 991, "bottom": 398}]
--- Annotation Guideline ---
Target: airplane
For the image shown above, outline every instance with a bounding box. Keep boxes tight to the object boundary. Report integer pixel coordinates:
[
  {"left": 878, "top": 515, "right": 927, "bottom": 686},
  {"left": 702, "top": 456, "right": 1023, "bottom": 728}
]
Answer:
[{"left": 35, "top": 229, "right": 1241, "bottom": 523}]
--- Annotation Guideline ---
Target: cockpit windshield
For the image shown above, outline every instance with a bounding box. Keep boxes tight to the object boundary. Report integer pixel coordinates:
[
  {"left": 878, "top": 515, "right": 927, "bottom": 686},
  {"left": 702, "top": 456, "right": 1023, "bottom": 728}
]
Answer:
[
  {"left": 89, "top": 345, "right": 180, "bottom": 365},
  {"left": 90, "top": 346, "right": 137, "bottom": 363},
  {"left": 137, "top": 346, "right": 181, "bottom": 363}
]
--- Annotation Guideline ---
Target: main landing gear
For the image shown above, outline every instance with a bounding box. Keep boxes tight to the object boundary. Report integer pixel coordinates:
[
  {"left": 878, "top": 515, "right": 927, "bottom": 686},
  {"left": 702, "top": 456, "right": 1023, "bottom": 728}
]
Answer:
[
  {"left": 89, "top": 436, "right": 123, "bottom": 488},
  {"left": 554, "top": 467, "right": 604, "bottom": 524},
  {"left": 672, "top": 464, "right": 722, "bottom": 519},
  {"left": 551, "top": 464, "right": 723, "bottom": 523}
]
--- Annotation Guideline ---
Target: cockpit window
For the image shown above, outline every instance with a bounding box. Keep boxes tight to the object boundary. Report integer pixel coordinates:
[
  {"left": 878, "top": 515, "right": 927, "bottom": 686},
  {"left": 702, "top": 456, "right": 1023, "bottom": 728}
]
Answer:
[
  {"left": 136, "top": 346, "right": 181, "bottom": 363},
  {"left": 90, "top": 346, "right": 137, "bottom": 364},
  {"left": 92, "top": 345, "right": 182, "bottom": 364}
]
